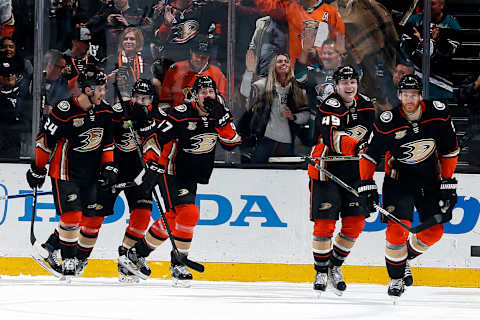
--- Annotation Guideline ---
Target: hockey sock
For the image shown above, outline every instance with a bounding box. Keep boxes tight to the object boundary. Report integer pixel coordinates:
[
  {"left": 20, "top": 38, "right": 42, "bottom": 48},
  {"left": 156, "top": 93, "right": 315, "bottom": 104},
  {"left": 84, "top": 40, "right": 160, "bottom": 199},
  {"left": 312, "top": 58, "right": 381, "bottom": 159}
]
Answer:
[
  {"left": 331, "top": 216, "right": 365, "bottom": 266},
  {"left": 45, "top": 229, "right": 60, "bottom": 250},
  {"left": 134, "top": 238, "right": 155, "bottom": 258},
  {"left": 312, "top": 219, "right": 335, "bottom": 272},
  {"left": 385, "top": 242, "right": 408, "bottom": 279},
  {"left": 143, "top": 218, "right": 169, "bottom": 249},
  {"left": 313, "top": 237, "right": 332, "bottom": 273},
  {"left": 58, "top": 211, "right": 82, "bottom": 259},
  {"left": 331, "top": 233, "right": 356, "bottom": 267},
  {"left": 77, "top": 216, "right": 104, "bottom": 260},
  {"left": 171, "top": 248, "right": 189, "bottom": 266}
]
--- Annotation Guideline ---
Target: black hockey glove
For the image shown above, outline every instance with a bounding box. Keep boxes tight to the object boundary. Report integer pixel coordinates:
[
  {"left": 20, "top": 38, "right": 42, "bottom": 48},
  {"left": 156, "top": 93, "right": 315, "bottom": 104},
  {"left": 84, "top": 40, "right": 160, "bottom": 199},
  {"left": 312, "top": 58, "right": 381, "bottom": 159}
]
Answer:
[
  {"left": 203, "top": 98, "right": 229, "bottom": 127},
  {"left": 438, "top": 177, "right": 458, "bottom": 223},
  {"left": 98, "top": 162, "right": 119, "bottom": 190},
  {"left": 358, "top": 180, "right": 379, "bottom": 214},
  {"left": 26, "top": 163, "right": 47, "bottom": 189},
  {"left": 134, "top": 162, "right": 165, "bottom": 191},
  {"left": 130, "top": 102, "right": 151, "bottom": 126}
]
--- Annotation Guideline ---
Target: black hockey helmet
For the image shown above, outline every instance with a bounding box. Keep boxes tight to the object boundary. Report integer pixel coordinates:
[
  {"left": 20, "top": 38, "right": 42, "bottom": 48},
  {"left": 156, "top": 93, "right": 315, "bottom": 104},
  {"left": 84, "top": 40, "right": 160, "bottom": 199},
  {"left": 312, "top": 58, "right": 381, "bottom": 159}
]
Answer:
[
  {"left": 398, "top": 74, "right": 422, "bottom": 93},
  {"left": 333, "top": 65, "right": 359, "bottom": 84},
  {"left": 78, "top": 66, "right": 106, "bottom": 89},
  {"left": 132, "top": 78, "right": 155, "bottom": 97},
  {"left": 192, "top": 75, "right": 217, "bottom": 94}
]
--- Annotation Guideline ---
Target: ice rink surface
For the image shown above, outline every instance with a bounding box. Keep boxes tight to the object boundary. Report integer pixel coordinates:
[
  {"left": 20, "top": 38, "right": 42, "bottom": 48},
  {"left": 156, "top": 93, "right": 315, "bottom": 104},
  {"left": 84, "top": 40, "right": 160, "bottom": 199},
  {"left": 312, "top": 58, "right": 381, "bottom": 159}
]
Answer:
[{"left": 1, "top": 276, "right": 479, "bottom": 320}]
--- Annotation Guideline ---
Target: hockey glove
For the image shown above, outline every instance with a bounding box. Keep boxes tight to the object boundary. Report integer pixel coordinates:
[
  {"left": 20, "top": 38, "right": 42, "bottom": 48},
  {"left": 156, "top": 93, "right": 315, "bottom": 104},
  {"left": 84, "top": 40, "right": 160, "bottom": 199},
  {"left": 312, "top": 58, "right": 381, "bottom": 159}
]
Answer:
[
  {"left": 130, "top": 102, "right": 151, "bottom": 126},
  {"left": 438, "top": 177, "right": 457, "bottom": 222},
  {"left": 358, "top": 180, "right": 379, "bottom": 214},
  {"left": 134, "top": 162, "right": 165, "bottom": 191},
  {"left": 98, "top": 162, "right": 119, "bottom": 190},
  {"left": 203, "top": 98, "right": 229, "bottom": 127},
  {"left": 26, "top": 163, "right": 47, "bottom": 189}
]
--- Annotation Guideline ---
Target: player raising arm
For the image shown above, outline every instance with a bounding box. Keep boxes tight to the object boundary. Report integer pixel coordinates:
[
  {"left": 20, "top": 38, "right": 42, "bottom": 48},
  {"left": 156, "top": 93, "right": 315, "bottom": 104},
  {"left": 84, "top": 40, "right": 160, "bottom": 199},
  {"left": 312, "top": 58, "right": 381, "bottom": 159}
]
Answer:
[{"left": 119, "top": 75, "right": 241, "bottom": 286}]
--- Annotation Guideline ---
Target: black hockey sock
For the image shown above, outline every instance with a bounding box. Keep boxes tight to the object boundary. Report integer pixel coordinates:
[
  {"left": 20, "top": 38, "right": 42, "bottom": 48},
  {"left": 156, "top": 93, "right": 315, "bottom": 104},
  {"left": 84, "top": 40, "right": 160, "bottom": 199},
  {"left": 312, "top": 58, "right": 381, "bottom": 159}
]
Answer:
[
  {"left": 60, "top": 239, "right": 78, "bottom": 259},
  {"left": 313, "top": 250, "right": 332, "bottom": 273},
  {"left": 385, "top": 257, "right": 407, "bottom": 280},
  {"left": 134, "top": 239, "right": 153, "bottom": 258},
  {"left": 407, "top": 241, "right": 423, "bottom": 260},
  {"left": 45, "top": 230, "right": 60, "bottom": 250},
  {"left": 331, "top": 244, "right": 349, "bottom": 267},
  {"left": 171, "top": 250, "right": 188, "bottom": 266}
]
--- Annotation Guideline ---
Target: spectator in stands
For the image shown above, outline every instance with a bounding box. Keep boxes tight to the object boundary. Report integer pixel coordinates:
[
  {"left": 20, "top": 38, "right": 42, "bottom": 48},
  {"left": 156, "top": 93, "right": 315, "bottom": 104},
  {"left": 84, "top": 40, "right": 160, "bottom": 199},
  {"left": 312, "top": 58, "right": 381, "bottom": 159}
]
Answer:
[
  {"left": 151, "top": 0, "right": 227, "bottom": 82},
  {"left": 0, "top": 60, "right": 23, "bottom": 159},
  {"left": 457, "top": 74, "right": 480, "bottom": 110},
  {"left": 247, "top": 15, "right": 287, "bottom": 78},
  {"left": 401, "top": 0, "right": 461, "bottom": 101},
  {"left": 63, "top": 27, "right": 103, "bottom": 96},
  {"left": 48, "top": 0, "right": 76, "bottom": 51},
  {"left": 295, "top": 35, "right": 342, "bottom": 110},
  {"left": 294, "top": 33, "right": 343, "bottom": 147},
  {"left": 108, "top": 26, "right": 151, "bottom": 100},
  {"left": 334, "top": 0, "right": 399, "bottom": 104},
  {"left": 158, "top": 34, "right": 227, "bottom": 109},
  {"left": 0, "top": 37, "right": 33, "bottom": 80},
  {"left": 87, "top": 0, "right": 151, "bottom": 60},
  {"left": 247, "top": 53, "right": 310, "bottom": 163},
  {"left": 24, "top": 50, "right": 69, "bottom": 116},
  {"left": 375, "top": 59, "right": 415, "bottom": 111},
  {"left": 253, "top": 0, "right": 345, "bottom": 66}
]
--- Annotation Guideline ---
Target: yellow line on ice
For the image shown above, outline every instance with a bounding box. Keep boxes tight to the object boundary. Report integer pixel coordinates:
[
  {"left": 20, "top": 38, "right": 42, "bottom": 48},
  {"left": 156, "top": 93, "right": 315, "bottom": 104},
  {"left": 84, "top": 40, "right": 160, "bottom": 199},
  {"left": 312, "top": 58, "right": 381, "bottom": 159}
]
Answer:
[{"left": 1, "top": 257, "right": 479, "bottom": 287}]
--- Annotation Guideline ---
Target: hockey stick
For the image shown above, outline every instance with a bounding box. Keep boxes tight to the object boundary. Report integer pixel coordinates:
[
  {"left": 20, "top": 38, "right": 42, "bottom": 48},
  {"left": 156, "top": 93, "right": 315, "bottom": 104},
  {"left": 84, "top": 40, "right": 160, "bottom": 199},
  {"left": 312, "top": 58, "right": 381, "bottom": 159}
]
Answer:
[
  {"left": 399, "top": 0, "right": 420, "bottom": 26},
  {"left": 126, "top": 123, "right": 205, "bottom": 272},
  {"left": 305, "top": 156, "right": 438, "bottom": 234},
  {"left": 1, "top": 190, "right": 52, "bottom": 201},
  {"left": 29, "top": 188, "right": 38, "bottom": 245},
  {"left": 268, "top": 155, "right": 359, "bottom": 163},
  {"left": 2, "top": 182, "right": 138, "bottom": 202}
]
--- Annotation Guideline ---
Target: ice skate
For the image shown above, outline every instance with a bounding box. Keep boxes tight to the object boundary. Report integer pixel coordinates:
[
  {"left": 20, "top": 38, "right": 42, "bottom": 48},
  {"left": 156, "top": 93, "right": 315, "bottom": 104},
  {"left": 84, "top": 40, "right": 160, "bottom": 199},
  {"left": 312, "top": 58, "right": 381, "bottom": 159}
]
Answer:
[
  {"left": 404, "top": 261, "right": 413, "bottom": 287},
  {"left": 75, "top": 258, "right": 88, "bottom": 277},
  {"left": 170, "top": 264, "right": 193, "bottom": 287},
  {"left": 62, "top": 258, "right": 77, "bottom": 281},
  {"left": 118, "top": 264, "right": 140, "bottom": 283},
  {"left": 117, "top": 246, "right": 151, "bottom": 280},
  {"left": 388, "top": 278, "right": 405, "bottom": 304},
  {"left": 313, "top": 271, "right": 328, "bottom": 295},
  {"left": 31, "top": 242, "right": 63, "bottom": 279},
  {"left": 328, "top": 265, "right": 347, "bottom": 296}
]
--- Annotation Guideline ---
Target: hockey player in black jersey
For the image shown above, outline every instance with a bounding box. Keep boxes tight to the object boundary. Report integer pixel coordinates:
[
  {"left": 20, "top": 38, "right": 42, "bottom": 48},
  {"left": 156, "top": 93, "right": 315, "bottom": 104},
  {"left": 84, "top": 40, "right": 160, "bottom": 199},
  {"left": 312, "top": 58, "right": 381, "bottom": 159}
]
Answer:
[
  {"left": 27, "top": 67, "right": 118, "bottom": 278},
  {"left": 308, "top": 65, "right": 375, "bottom": 295},
  {"left": 74, "top": 79, "right": 164, "bottom": 281},
  {"left": 358, "top": 75, "right": 459, "bottom": 301},
  {"left": 119, "top": 75, "right": 241, "bottom": 286}
]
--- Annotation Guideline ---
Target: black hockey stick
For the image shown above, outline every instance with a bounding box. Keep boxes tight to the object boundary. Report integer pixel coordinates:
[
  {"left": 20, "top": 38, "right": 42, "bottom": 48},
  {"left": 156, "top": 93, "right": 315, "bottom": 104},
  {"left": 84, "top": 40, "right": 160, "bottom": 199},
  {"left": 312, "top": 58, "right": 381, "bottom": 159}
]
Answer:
[
  {"left": 127, "top": 123, "right": 205, "bottom": 272},
  {"left": 269, "top": 155, "right": 359, "bottom": 163},
  {"left": 29, "top": 188, "right": 38, "bottom": 245},
  {"left": 4, "top": 182, "right": 137, "bottom": 202},
  {"left": 305, "top": 156, "right": 438, "bottom": 234}
]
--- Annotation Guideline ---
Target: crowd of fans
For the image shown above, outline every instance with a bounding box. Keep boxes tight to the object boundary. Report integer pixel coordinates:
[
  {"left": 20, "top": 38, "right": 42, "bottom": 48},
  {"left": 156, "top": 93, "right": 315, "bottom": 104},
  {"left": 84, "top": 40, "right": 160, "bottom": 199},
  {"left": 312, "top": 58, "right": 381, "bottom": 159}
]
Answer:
[{"left": 0, "top": 0, "right": 478, "bottom": 165}]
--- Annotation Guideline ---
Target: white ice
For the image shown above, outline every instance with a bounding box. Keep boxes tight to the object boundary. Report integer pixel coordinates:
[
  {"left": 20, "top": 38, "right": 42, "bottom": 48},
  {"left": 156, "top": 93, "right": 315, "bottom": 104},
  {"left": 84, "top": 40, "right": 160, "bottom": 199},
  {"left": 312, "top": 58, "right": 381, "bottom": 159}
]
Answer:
[{"left": 1, "top": 276, "right": 479, "bottom": 320}]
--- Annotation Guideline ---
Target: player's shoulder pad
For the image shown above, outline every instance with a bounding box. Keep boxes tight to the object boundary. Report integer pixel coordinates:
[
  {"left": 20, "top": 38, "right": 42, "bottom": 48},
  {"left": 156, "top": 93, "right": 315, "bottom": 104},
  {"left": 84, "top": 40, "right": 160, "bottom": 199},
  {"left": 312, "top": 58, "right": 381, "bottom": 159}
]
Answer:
[
  {"left": 428, "top": 100, "right": 450, "bottom": 118},
  {"left": 111, "top": 102, "right": 124, "bottom": 113},
  {"left": 357, "top": 92, "right": 371, "bottom": 102},
  {"left": 320, "top": 94, "right": 347, "bottom": 115},
  {"left": 375, "top": 109, "right": 404, "bottom": 133},
  {"left": 55, "top": 99, "right": 72, "bottom": 113},
  {"left": 168, "top": 103, "right": 193, "bottom": 120}
]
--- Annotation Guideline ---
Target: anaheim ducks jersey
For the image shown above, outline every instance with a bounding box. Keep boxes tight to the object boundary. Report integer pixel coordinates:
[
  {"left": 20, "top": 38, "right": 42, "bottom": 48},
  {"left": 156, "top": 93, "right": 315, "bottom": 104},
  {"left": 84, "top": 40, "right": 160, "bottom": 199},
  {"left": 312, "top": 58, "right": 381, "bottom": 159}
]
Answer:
[
  {"left": 154, "top": 1, "right": 226, "bottom": 62},
  {"left": 308, "top": 92, "right": 375, "bottom": 182},
  {"left": 142, "top": 101, "right": 242, "bottom": 184},
  {"left": 361, "top": 100, "right": 459, "bottom": 184},
  {"left": 35, "top": 97, "right": 114, "bottom": 183}
]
